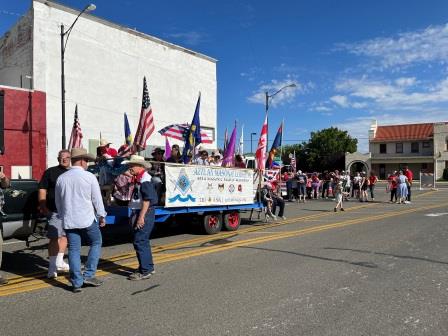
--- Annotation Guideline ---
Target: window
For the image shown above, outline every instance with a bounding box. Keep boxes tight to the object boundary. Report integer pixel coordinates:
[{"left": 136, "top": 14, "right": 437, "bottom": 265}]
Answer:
[
  {"left": 421, "top": 163, "right": 428, "bottom": 170},
  {"left": 422, "top": 141, "right": 430, "bottom": 148},
  {"left": 411, "top": 142, "right": 419, "bottom": 153},
  {"left": 396, "top": 143, "right": 403, "bottom": 153},
  {"left": 379, "top": 144, "right": 387, "bottom": 154}
]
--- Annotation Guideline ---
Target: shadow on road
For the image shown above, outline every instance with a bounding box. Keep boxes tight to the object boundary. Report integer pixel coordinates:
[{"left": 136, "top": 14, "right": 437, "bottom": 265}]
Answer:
[
  {"left": 239, "top": 246, "right": 378, "bottom": 268},
  {"left": 324, "top": 247, "right": 448, "bottom": 265}
]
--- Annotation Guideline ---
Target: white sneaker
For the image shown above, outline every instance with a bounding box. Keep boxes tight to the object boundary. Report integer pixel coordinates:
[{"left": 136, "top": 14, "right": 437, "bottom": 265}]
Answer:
[
  {"left": 56, "top": 262, "right": 70, "bottom": 272},
  {"left": 270, "top": 214, "right": 277, "bottom": 220},
  {"left": 47, "top": 270, "right": 58, "bottom": 279},
  {"left": 281, "top": 216, "right": 287, "bottom": 220}
]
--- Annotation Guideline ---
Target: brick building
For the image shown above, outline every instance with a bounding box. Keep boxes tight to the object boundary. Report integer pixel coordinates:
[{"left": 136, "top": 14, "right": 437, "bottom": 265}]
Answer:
[{"left": 0, "top": 85, "right": 46, "bottom": 179}]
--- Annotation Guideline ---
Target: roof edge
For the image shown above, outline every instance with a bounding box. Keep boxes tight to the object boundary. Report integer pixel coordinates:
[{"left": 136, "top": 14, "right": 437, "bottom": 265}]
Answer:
[{"left": 33, "top": 0, "right": 217, "bottom": 63}]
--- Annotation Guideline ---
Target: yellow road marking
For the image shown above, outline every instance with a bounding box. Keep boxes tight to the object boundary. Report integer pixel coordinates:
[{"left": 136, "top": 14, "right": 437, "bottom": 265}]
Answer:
[{"left": 0, "top": 199, "right": 444, "bottom": 297}]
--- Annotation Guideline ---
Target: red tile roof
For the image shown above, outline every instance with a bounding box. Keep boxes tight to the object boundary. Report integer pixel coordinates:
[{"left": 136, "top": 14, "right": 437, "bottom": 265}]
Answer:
[{"left": 373, "top": 123, "right": 434, "bottom": 142}]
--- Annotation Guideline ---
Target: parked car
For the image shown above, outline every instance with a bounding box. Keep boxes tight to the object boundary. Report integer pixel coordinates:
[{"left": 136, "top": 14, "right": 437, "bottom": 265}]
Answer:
[{"left": 1, "top": 179, "right": 40, "bottom": 240}]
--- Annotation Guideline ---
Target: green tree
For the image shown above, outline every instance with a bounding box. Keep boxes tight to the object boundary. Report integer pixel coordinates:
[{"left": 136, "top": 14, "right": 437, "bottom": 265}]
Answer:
[
  {"left": 280, "top": 127, "right": 357, "bottom": 172},
  {"left": 306, "top": 127, "right": 357, "bottom": 171}
]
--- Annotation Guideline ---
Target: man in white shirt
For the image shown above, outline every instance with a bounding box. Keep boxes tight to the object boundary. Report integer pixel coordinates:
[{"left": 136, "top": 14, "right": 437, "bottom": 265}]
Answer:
[{"left": 55, "top": 148, "right": 107, "bottom": 293}]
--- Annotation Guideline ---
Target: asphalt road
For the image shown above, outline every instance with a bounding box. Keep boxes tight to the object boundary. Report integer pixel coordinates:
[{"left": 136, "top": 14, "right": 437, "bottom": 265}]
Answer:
[{"left": 1, "top": 187, "right": 447, "bottom": 336}]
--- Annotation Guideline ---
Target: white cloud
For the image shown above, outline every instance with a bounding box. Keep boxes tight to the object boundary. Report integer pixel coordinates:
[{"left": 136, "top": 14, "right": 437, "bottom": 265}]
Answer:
[
  {"left": 338, "top": 23, "right": 448, "bottom": 69},
  {"left": 168, "top": 31, "right": 207, "bottom": 46},
  {"left": 247, "top": 78, "right": 303, "bottom": 107},
  {"left": 330, "top": 95, "right": 349, "bottom": 107},
  {"left": 314, "top": 105, "right": 332, "bottom": 112},
  {"left": 335, "top": 76, "right": 448, "bottom": 110},
  {"left": 329, "top": 95, "right": 367, "bottom": 109},
  {"left": 395, "top": 77, "right": 416, "bottom": 87}
]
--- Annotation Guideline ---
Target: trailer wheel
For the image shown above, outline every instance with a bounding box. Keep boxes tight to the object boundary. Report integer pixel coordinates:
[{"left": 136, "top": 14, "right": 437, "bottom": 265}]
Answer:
[
  {"left": 223, "top": 211, "right": 240, "bottom": 231},
  {"left": 203, "top": 214, "right": 222, "bottom": 234}
]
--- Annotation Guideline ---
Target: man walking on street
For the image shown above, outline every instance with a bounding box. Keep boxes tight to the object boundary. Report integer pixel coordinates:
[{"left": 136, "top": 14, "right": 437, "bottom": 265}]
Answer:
[
  {"left": 122, "top": 155, "right": 158, "bottom": 280},
  {"left": 38, "top": 150, "right": 71, "bottom": 278},
  {"left": 0, "top": 171, "right": 11, "bottom": 285},
  {"left": 55, "top": 148, "right": 107, "bottom": 292}
]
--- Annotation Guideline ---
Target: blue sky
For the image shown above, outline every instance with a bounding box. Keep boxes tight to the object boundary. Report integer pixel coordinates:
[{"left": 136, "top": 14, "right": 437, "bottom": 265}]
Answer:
[{"left": 2, "top": 0, "right": 448, "bottom": 153}]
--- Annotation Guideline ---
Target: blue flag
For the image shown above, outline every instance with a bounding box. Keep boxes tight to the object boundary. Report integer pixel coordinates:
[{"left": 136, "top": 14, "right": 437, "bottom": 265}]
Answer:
[
  {"left": 124, "top": 113, "right": 132, "bottom": 145},
  {"left": 182, "top": 93, "right": 202, "bottom": 163},
  {"left": 266, "top": 122, "right": 283, "bottom": 168}
]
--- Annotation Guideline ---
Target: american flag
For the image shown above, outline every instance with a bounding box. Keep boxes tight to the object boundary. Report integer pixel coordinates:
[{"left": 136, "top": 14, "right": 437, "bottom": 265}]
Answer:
[
  {"left": 255, "top": 113, "right": 268, "bottom": 170},
  {"left": 132, "top": 76, "right": 155, "bottom": 152},
  {"left": 291, "top": 150, "right": 297, "bottom": 173},
  {"left": 68, "top": 105, "right": 83, "bottom": 150},
  {"left": 158, "top": 123, "right": 213, "bottom": 143}
]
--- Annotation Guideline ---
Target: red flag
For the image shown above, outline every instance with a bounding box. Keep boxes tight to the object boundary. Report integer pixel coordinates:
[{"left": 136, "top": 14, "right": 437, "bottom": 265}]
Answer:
[
  {"left": 255, "top": 113, "right": 268, "bottom": 170},
  {"left": 132, "top": 77, "right": 155, "bottom": 153},
  {"left": 68, "top": 105, "right": 83, "bottom": 150}
]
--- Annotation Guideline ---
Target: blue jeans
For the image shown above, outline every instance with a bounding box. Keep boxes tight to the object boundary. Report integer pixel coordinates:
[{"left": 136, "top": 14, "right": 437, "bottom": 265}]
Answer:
[
  {"left": 65, "top": 220, "right": 102, "bottom": 288},
  {"left": 132, "top": 208, "right": 155, "bottom": 274}
]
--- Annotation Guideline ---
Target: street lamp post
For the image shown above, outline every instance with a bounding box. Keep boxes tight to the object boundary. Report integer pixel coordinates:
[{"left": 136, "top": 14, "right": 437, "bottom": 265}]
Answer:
[
  {"left": 60, "top": 3, "right": 96, "bottom": 149},
  {"left": 264, "top": 83, "right": 296, "bottom": 149},
  {"left": 250, "top": 132, "right": 257, "bottom": 153}
]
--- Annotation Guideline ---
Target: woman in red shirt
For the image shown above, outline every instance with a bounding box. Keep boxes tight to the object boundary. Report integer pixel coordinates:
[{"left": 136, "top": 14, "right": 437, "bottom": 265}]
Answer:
[{"left": 388, "top": 171, "right": 398, "bottom": 203}]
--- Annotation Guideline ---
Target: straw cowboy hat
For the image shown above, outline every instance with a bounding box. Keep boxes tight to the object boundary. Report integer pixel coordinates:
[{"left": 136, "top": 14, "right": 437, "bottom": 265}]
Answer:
[
  {"left": 100, "top": 139, "right": 112, "bottom": 147},
  {"left": 121, "top": 155, "right": 152, "bottom": 169},
  {"left": 71, "top": 148, "right": 96, "bottom": 161}
]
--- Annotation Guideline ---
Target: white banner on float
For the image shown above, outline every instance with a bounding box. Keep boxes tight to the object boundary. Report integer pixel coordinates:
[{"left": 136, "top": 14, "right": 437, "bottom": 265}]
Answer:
[{"left": 165, "top": 165, "right": 256, "bottom": 208}]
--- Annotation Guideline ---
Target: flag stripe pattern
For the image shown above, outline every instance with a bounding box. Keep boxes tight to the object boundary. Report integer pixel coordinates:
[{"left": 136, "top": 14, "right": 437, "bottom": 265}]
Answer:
[
  {"left": 68, "top": 105, "right": 83, "bottom": 150},
  {"left": 133, "top": 77, "right": 155, "bottom": 152},
  {"left": 158, "top": 124, "right": 213, "bottom": 143},
  {"left": 291, "top": 150, "right": 297, "bottom": 173}
]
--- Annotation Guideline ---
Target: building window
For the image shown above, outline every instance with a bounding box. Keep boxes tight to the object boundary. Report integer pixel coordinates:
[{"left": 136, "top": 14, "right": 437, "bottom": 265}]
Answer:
[
  {"left": 422, "top": 141, "right": 430, "bottom": 148},
  {"left": 396, "top": 143, "right": 403, "bottom": 153},
  {"left": 411, "top": 142, "right": 419, "bottom": 153},
  {"left": 379, "top": 144, "right": 387, "bottom": 154},
  {"left": 422, "top": 163, "right": 428, "bottom": 170}
]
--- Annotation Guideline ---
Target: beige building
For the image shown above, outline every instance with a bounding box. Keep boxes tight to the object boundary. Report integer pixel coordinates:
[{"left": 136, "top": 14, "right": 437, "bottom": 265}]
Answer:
[{"left": 346, "top": 120, "right": 448, "bottom": 180}]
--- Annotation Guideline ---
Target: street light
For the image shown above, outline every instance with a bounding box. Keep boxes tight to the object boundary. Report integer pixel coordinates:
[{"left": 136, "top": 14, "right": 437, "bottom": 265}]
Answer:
[
  {"left": 60, "top": 3, "right": 96, "bottom": 149},
  {"left": 250, "top": 132, "right": 257, "bottom": 153},
  {"left": 264, "top": 83, "right": 296, "bottom": 149}
]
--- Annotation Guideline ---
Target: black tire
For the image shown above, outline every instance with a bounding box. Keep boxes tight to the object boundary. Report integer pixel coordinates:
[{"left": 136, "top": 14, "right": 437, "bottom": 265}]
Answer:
[
  {"left": 203, "top": 214, "right": 222, "bottom": 234},
  {"left": 223, "top": 211, "right": 241, "bottom": 231}
]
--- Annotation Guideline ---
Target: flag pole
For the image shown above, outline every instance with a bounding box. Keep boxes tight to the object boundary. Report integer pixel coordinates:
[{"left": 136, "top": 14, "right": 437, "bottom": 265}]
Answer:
[{"left": 278, "top": 119, "right": 284, "bottom": 196}]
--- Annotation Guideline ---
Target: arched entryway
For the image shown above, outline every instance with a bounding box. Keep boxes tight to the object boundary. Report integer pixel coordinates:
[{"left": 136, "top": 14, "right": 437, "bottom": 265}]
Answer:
[{"left": 346, "top": 160, "right": 369, "bottom": 175}]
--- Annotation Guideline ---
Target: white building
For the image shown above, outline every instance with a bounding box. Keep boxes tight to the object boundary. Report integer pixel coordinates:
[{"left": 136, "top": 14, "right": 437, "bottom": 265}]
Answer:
[{"left": 0, "top": 0, "right": 217, "bottom": 167}]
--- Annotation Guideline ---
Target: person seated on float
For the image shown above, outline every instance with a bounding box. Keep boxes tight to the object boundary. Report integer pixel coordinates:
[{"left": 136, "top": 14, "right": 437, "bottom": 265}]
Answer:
[
  {"left": 193, "top": 149, "right": 210, "bottom": 165},
  {"left": 235, "top": 154, "right": 246, "bottom": 168},
  {"left": 210, "top": 153, "right": 223, "bottom": 166},
  {"left": 166, "top": 144, "right": 182, "bottom": 163},
  {"left": 149, "top": 147, "right": 166, "bottom": 203}
]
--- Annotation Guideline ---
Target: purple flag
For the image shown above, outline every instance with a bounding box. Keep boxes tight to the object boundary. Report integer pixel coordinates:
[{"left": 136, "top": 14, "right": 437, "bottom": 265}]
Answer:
[
  {"left": 164, "top": 136, "right": 171, "bottom": 160},
  {"left": 222, "top": 125, "right": 237, "bottom": 167}
]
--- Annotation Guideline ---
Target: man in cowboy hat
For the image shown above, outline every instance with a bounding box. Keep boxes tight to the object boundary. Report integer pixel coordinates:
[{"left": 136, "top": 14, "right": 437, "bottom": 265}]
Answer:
[
  {"left": 122, "top": 155, "right": 158, "bottom": 281},
  {"left": 55, "top": 148, "right": 107, "bottom": 292},
  {"left": 97, "top": 139, "right": 117, "bottom": 158}
]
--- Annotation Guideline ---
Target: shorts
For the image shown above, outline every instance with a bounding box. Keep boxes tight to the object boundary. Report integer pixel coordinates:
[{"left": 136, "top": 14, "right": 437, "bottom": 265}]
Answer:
[{"left": 46, "top": 212, "right": 65, "bottom": 239}]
